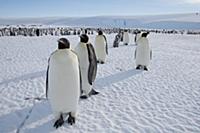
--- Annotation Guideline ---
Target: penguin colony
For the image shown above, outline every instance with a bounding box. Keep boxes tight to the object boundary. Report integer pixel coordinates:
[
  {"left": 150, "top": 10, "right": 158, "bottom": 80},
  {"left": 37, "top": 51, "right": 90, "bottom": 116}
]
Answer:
[
  {"left": 46, "top": 29, "right": 152, "bottom": 128},
  {"left": 1, "top": 26, "right": 198, "bottom": 37}
]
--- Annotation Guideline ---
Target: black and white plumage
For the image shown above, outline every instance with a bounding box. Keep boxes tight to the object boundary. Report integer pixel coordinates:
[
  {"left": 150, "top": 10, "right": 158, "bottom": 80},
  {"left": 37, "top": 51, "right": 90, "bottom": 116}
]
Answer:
[
  {"left": 75, "top": 34, "right": 98, "bottom": 98},
  {"left": 46, "top": 38, "right": 80, "bottom": 128},
  {"left": 94, "top": 31, "right": 108, "bottom": 64},
  {"left": 123, "top": 30, "right": 129, "bottom": 45},
  {"left": 135, "top": 33, "right": 152, "bottom": 70}
]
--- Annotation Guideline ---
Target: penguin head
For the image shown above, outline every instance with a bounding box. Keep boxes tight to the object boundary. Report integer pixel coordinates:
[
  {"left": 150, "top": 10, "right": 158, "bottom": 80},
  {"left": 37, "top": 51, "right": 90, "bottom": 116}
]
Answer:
[
  {"left": 141, "top": 32, "right": 149, "bottom": 38},
  {"left": 57, "top": 38, "right": 70, "bottom": 49},
  {"left": 124, "top": 29, "right": 128, "bottom": 32},
  {"left": 80, "top": 34, "right": 89, "bottom": 43},
  {"left": 98, "top": 30, "right": 103, "bottom": 35}
]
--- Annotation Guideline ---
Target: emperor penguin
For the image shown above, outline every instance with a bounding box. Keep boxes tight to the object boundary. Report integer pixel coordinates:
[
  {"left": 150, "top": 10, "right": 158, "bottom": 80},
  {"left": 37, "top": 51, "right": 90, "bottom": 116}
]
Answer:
[
  {"left": 135, "top": 32, "right": 152, "bottom": 71},
  {"left": 123, "top": 29, "right": 129, "bottom": 45},
  {"left": 46, "top": 38, "right": 80, "bottom": 128},
  {"left": 135, "top": 31, "right": 142, "bottom": 45},
  {"left": 94, "top": 30, "right": 108, "bottom": 64},
  {"left": 74, "top": 34, "right": 99, "bottom": 99},
  {"left": 113, "top": 33, "right": 121, "bottom": 48}
]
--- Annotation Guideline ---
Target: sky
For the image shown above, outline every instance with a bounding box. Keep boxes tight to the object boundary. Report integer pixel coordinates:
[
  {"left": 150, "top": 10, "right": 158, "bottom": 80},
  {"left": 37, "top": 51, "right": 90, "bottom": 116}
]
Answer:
[{"left": 0, "top": 0, "right": 200, "bottom": 18}]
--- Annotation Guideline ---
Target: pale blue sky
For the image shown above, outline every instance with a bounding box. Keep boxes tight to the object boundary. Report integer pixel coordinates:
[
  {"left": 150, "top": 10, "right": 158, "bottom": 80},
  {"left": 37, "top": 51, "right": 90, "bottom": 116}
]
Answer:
[{"left": 0, "top": 0, "right": 200, "bottom": 18}]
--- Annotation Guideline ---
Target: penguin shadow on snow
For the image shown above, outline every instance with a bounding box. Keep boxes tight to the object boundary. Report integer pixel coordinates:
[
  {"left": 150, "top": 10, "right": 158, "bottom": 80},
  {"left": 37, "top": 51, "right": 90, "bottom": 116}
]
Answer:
[
  {"left": 95, "top": 69, "right": 142, "bottom": 88},
  {"left": 0, "top": 101, "right": 65, "bottom": 133},
  {"left": 0, "top": 70, "right": 46, "bottom": 86},
  {"left": 117, "top": 43, "right": 136, "bottom": 48}
]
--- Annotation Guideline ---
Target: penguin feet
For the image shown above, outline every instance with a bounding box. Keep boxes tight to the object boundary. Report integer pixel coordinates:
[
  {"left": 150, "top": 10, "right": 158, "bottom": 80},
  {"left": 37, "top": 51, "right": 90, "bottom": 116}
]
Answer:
[
  {"left": 124, "top": 43, "right": 128, "bottom": 45},
  {"left": 100, "top": 61, "right": 105, "bottom": 64},
  {"left": 80, "top": 95, "right": 88, "bottom": 99},
  {"left": 89, "top": 89, "right": 99, "bottom": 96},
  {"left": 67, "top": 113, "right": 75, "bottom": 125},
  {"left": 136, "top": 65, "right": 141, "bottom": 70},
  {"left": 97, "top": 60, "right": 105, "bottom": 64},
  {"left": 144, "top": 66, "right": 148, "bottom": 71},
  {"left": 54, "top": 114, "right": 64, "bottom": 129}
]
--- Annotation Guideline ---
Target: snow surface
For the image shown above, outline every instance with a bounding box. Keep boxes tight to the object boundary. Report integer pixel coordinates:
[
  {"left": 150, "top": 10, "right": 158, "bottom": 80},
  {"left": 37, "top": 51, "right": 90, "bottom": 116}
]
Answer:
[
  {"left": 0, "top": 33, "right": 200, "bottom": 133},
  {"left": 0, "top": 13, "right": 200, "bottom": 29}
]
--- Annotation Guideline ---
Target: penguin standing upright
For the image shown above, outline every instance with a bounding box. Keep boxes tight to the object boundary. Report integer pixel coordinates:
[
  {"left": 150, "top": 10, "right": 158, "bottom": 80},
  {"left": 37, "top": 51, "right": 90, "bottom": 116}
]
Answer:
[
  {"left": 113, "top": 33, "right": 121, "bottom": 48},
  {"left": 36, "top": 29, "right": 40, "bottom": 36},
  {"left": 135, "top": 32, "right": 152, "bottom": 71},
  {"left": 135, "top": 31, "right": 142, "bottom": 45},
  {"left": 46, "top": 38, "right": 80, "bottom": 128},
  {"left": 123, "top": 29, "right": 129, "bottom": 45},
  {"left": 94, "top": 30, "right": 108, "bottom": 64},
  {"left": 75, "top": 34, "right": 99, "bottom": 99},
  {"left": 0, "top": 30, "right": 2, "bottom": 36}
]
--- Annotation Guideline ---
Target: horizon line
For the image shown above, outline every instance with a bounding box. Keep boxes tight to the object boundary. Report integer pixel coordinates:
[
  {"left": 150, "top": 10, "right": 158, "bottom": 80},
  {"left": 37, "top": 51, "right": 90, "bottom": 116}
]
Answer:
[{"left": 0, "top": 12, "right": 198, "bottom": 19}]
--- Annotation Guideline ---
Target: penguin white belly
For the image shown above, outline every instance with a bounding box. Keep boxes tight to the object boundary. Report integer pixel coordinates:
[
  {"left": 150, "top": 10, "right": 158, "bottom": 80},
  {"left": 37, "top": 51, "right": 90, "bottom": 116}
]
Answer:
[
  {"left": 75, "top": 44, "right": 92, "bottom": 95},
  {"left": 136, "top": 39, "right": 150, "bottom": 66},
  {"left": 95, "top": 36, "right": 106, "bottom": 62},
  {"left": 48, "top": 51, "right": 80, "bottom": 115},
  {"left": 80, "top": 66, "right": 91, "bottom": 94},
  {"left": 123, "top": 32, "right": 129, "bottom": 44},
  {"left": 136, "top": 33, "right": 142, "bottom": 44}
]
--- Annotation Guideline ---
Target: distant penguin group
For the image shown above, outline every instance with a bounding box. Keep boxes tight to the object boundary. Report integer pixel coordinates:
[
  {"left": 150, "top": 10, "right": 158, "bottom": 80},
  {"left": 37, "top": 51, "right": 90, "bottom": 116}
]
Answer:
[
  {"left": 113, "top": 29, "right": 130, "bottom": 47},
  {"left": 46, "top": 30, "right": 152, "bottom": 128}
]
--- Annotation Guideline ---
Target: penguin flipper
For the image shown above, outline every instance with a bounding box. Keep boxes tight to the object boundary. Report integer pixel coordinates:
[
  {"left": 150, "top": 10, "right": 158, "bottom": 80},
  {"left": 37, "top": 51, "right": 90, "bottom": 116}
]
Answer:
[
  {"left": 103, "top": 35, "right": 108, "bottom": 55},
  {"left": 86, "top": 43, "right": 97, "bottom": 85},
  {"left": 134, "top": 49, "right": 137, "bottom": 59},
  {"left": 46, "top": 63, "right": 49, "bottom": 99}
]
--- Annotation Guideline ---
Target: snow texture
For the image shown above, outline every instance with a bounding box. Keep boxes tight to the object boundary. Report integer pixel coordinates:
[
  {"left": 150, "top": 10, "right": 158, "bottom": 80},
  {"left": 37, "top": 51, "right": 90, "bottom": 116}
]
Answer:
[{"left": 0, "top": 33, "right": 200, "bottom": 133}]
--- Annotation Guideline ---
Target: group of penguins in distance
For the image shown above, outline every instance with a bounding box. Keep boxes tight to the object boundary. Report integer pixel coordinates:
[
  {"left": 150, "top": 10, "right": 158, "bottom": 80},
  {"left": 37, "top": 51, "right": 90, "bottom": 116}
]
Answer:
[{"left": 46, "top": 29, "right": 152, "bottom": 128}]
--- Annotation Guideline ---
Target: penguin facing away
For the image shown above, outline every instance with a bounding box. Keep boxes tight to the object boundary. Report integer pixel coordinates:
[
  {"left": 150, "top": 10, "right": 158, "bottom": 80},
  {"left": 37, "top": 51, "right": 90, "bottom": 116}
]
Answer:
[
  {"left": 94, "top": 30, "right": 108, "bottom": 64},
  {"left": 74, "top": 34, "right": 99, "bottom": 99},
  {"left": 135, "top": 32, "right": 152, "bottom": 71},
  {"left": 46, "top": 38, "right": 80, "bottom": 128}
]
